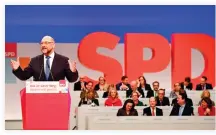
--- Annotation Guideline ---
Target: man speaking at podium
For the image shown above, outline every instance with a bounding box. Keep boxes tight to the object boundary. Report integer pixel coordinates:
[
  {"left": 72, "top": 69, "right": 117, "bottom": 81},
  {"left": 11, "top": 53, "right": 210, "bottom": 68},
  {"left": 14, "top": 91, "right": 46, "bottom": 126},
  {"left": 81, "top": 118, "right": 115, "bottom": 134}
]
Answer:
[{"left": 10, "top": 35, "right": 78, "bottom": 82}]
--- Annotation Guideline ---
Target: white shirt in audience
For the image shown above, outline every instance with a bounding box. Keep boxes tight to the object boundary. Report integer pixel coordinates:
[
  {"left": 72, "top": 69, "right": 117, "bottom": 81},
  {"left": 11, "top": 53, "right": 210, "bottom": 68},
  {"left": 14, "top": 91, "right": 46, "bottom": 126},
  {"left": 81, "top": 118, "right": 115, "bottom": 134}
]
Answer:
[{"left": 150, "top": 107, "right": 157, "bottom": 116}]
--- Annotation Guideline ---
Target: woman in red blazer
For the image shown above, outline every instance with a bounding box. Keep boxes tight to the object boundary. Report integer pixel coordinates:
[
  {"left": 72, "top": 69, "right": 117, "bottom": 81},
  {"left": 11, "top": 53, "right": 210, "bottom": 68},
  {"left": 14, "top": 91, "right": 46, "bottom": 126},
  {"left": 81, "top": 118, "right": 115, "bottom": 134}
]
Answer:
[
  {"left": 104, "top": 85, "right": 122, "bottom": 106},
  {"left": 198, "top": 97, "right": 215, "bottom": 116}
]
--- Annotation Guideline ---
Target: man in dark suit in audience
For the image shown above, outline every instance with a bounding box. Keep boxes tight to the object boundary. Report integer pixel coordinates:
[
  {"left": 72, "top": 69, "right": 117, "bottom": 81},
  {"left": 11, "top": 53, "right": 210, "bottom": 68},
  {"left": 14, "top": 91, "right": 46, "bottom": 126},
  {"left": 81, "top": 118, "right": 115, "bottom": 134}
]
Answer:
[
  {"left": 171, "top": 89, "right": 193, "bottom": 107},
  {"left": 170, "top": 92, "right": 194, "bottom": 116},
  {"left": 155, "top": 89, "right": 170, "bottom": 106},
  {"left": 147, "top": 81, "right": 159, "bottom": 98},
  {"left": 74, "top": 76, "right": 87, "bottom": 91},
  {"left": 196, "top": 76, "right": 213, "bottom": 90},
  {"left": 143, "top": 97, "right": 163, "bottom": 116},
  {"left": 181, "top": 77, "right": 193, "bottom": 90},
  {"left": 116, "top": 76, "right": 131, "bottom": 91},
  {"left": 126, "top": 81, "right": 144, "bottom": 98}
]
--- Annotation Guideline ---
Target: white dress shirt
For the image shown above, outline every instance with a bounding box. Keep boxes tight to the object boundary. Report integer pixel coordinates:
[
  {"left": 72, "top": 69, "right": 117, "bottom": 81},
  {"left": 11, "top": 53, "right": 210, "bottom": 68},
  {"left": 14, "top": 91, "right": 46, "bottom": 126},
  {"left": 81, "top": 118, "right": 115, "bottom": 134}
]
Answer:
[
  {"left": 179, "top": 104, "right": 185, "bottom": 116},
  {"left": 142, "top": 87, "right": 148, "bottom": 97},
  {"left": 150, "top": 107, "right": 157, "bottom": 116},
  {"left": 153, "top": 90, "right": 158, "bottom": 97},
  {"left": 44, "top": 52, "right": 55, "bottom": 73},
  {"left": 120, "top": 83, "right": 129, "bottom": 90},
  {"left": 203, "top": 84, "right": 206, "bottom": 90},
  {"left": 184, "top": 85, "right": 189, "bottom": 91}
]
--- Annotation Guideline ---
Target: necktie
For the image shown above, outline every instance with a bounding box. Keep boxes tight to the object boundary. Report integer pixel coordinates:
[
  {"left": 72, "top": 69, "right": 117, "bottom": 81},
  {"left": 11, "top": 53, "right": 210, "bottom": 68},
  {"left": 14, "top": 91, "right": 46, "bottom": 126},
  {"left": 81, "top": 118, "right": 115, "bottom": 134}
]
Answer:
[
  {"left": 160, "top": 100, "right": 162, "bottom": 106},
  {"left": 152, "top": 108, "right": 155, "bottom": 116},
  {"left": 45, "top": 56, "right": 51, "bottom": 80}
]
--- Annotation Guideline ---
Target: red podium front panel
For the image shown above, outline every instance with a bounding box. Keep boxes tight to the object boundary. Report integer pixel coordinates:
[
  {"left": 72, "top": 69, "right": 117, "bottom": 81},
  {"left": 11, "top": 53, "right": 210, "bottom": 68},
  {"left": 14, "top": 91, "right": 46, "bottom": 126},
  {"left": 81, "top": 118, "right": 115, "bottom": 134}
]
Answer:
[{"left": 20, "top": 81, "right": 71, "bottom": 130}]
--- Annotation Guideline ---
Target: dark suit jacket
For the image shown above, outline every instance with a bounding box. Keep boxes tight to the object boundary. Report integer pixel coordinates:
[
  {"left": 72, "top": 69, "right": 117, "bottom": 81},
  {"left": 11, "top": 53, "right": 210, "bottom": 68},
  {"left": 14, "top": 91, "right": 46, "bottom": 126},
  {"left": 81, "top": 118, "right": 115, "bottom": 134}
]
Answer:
[
  {"left": 12, "top": 53, "right": 78, "bottom": 82},
  {"left": 146, "top": 90, "right": 158, "bottom": 98},
  {"left": 138, "top": 83, "right": 152, "bottom": 91},
  {"left": 170, "top": 104, "right": 194, "bottom": 116},
  {"left": 74, "top": 81, "right": 87, "bottom": 91},
  {"left": 117, "top": 108, "right": 138, "bottom": 116},
  {"left": 116, "top": 83, "right": 131, "bottom": 90},
  {"left": 171, "top": 98, "right": 193, "bottom": 107},
  {"left": 78, "top": 98, "right": 99, "bottom": 107},
  {"left": 126, "top": 87, "right": 145, "bottom": 98},
  {"left": 94, "top": 84, "right": 100, "bottom": 91},
  {"left": 196, "top": 83, "right": 213, "bottom": 90},
  {"left": 181, "top": 82, "right": 193, "bottom": 90},
  {"left": 102, "top": 91, "right": 108, "bottom": 98},
  {"left": 156, "top": 96, "right": 170, "bottom": 106},
  {"left": 143, "top": 107, "right": 163, "bottom": 116}
]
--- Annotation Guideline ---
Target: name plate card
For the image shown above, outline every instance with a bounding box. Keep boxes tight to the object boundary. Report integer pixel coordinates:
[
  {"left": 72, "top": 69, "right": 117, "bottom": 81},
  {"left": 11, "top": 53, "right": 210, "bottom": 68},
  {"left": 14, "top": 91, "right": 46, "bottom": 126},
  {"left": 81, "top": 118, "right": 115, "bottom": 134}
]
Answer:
[{"left": 26, "top": 80, "right": 69, "bottom": 93}]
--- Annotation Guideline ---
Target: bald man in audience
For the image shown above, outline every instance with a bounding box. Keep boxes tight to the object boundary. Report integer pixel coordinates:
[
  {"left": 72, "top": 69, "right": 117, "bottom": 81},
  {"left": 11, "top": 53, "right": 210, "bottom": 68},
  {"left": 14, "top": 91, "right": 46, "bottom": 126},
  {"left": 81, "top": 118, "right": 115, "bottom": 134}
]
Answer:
[
  {"left": 11, "top": 35, "right": 78, "bottom": 82},
  {"left": 126, "top": 80, "right": 144, "bottom": 98},
  {"left": 74, "top": 76, "right": 87, "bottom": 91},
  {"left": 143, "top": 97, "right": 163, "bottom": 116}
]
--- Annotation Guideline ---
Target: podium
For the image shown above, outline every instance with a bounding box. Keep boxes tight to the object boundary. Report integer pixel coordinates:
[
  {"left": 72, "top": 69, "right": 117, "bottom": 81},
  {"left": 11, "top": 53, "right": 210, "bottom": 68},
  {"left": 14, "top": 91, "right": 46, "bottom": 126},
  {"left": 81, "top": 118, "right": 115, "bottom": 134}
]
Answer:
[{"left": 20, "top": 80, "right": 71, "bottom": 130}]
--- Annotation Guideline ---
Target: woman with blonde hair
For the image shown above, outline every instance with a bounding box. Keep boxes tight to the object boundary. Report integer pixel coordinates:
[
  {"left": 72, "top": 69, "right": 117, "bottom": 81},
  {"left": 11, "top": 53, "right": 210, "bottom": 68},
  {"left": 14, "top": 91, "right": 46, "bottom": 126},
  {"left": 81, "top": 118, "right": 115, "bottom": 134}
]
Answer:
[
  {"left": 199, "top": 90, "right": 215, "bottom": 106},
  {"left": 104, "top": 85, "right": 122, "bottom": 106},
  {"left": 94, "top": 76, "right": 109, "bottom": 91},
  {"left": 102, "top": 84, "right": 115, "bottom": 98}
]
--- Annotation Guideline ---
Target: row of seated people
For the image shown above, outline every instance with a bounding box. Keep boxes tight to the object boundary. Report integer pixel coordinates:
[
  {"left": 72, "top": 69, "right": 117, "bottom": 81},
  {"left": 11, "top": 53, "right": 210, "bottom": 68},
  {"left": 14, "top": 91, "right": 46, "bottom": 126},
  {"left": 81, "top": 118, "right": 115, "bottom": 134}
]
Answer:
[
  {"left": 78, "top": 80, "right": 215, "bottom": 106},
  {"left": 78, "top": 86, "right": 216, "bottom": 116},
  {"left": 74, "top": 75, "right": 214, "bottom": 92}
]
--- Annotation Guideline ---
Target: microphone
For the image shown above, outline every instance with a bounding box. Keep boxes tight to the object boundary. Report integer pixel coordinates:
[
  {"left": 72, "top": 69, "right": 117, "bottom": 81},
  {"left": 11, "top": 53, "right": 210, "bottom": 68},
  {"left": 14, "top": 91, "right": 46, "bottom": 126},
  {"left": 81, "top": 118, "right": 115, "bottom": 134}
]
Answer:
[
  {"left": 47, "top": 63, "right": 55, "bottom": 81},
  {"left": 38, "top": 64, "right": 44, "bottom": 81}
]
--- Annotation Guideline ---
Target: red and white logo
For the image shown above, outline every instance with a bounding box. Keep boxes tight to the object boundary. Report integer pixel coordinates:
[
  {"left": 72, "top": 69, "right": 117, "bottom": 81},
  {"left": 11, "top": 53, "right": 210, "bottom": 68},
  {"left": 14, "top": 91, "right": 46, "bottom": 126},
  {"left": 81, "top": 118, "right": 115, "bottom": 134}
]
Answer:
[
  {"left": 5, "top": 43, "right": 17, "bottom": 58},
  {"left": 59, "top": 80, "right": 66, "bottom": 87}
]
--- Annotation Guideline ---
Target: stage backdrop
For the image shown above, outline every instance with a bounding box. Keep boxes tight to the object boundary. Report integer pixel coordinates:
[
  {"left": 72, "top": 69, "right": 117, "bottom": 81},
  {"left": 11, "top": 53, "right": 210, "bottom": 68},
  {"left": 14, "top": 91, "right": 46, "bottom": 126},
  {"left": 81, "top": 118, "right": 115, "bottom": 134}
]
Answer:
[{"left": 5, "top": 5, "right": 216, "bottom": 120}]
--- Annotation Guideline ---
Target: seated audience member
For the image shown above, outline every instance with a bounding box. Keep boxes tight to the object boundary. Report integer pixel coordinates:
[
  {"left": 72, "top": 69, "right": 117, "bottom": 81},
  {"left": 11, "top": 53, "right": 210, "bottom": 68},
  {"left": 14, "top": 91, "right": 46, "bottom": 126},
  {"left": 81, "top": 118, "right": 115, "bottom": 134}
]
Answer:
[
  {"left": 126, "top": 81, "right": 144, "bottom": 98},
  {"left": 198, "top": 90, "right": 215, "bottom": 106},
  {"left": 143, "top": 97, "right": 163, "bottom": 116},
  {"left": 73, "top": 76, "right": 87, "bottom": 91},
  {"left": 171, "top": 89, "right": 193, "bottom": 107},
  {"left": 103, "top": 84, "right": 115, "bottom": 98},
  {"left": 137, "top": 76, "right": 152, "bottom": 91},
  {"left": 78, "top": 91, "right": 99, "bottom": 107},
  {"left": 155, "top": 89, "right": 170, "bottom": 106},
  {"left": 196, "top": 76, "right": 213, "bottom": 90},
  {"left": 104, "top": 87, "right": 122, "bottom": 106},
  {"left": 94, "top": 76, "right": 109, "bottom": 91},
  {"left": 181, "top": 77, "right": 193, "bottom": 90},
  {"left": 170, "top": 92, "right": 194, "bottom": 116},
  {"left": 169, "top": 82, "right": 181, "bottom": 98},
  {"left": 117, "top": 99, "right": 138, "bottom": 116},
  {"left": 198, "top": 97, "right": 215, "bottom": 116},
  {"left": 116, "top": 76, "right": 131, "bottom": 91},
  {"left": 80, "top": 81, "right": 99, "bottom": 99},
  {"left": 132, "top": 92, "right": 144, "bottom": 106},
  {"left": 147, "top": 81, "right": 160, "bottom": 98}
]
